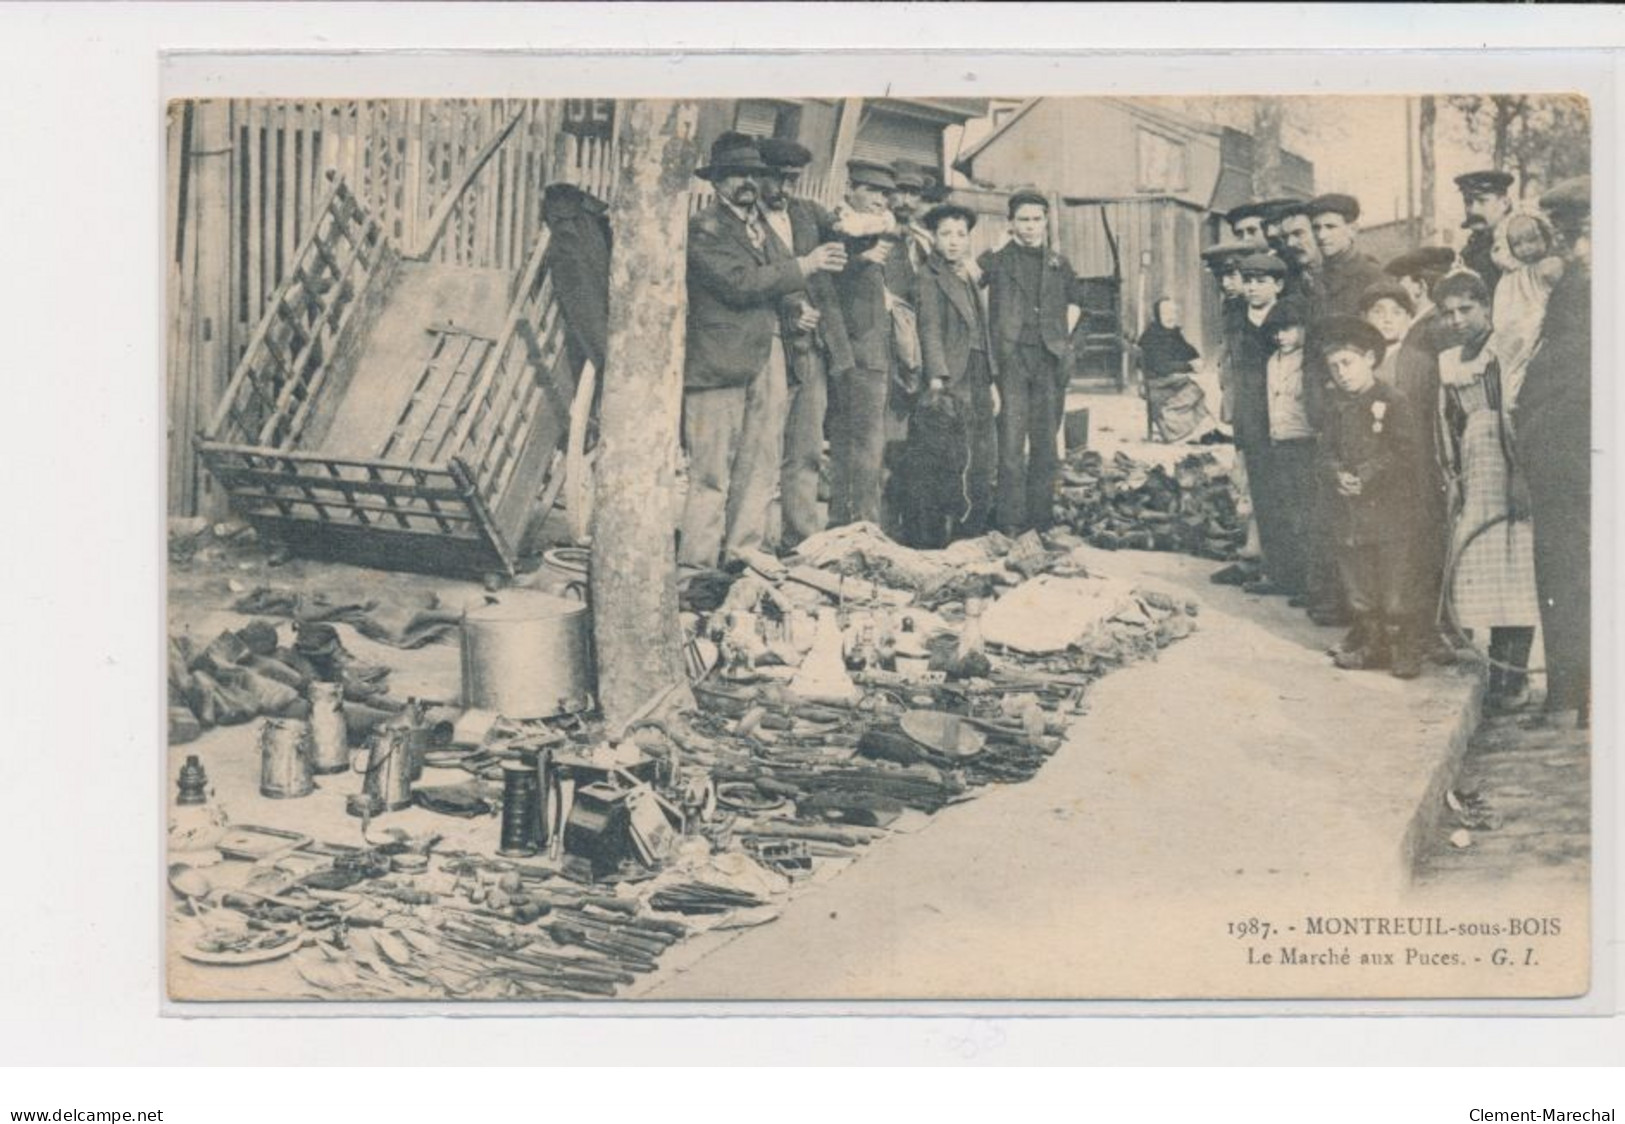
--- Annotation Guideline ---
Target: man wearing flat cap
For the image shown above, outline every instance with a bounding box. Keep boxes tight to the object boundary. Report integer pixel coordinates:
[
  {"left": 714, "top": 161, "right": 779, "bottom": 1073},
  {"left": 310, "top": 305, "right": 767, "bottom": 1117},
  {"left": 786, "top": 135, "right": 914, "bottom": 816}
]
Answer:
[
  {"left": 1455, "top": 169, "right": 1515, "bottom": 299},
  {"left": 828, "top": 158, "right": 903, "bottom": 527},
  {"left": 1515, "top": 174, "right": 1592, "bottom": 726},
  {"left": 1308, "top": 193, "right": 1385, "bottom": 319},
  {"left": 1226, "top": 202, "right": 1271, "bottom": 251},
  {"left": 1273, "top": 200, "right": 1325, "bottom": 310},
  {"left": 977, "top": 186, "right": 1092, "bottom": 535},
  {"left": 678, "top": 132, "right": 847, "bottom": 569},
  {"left": 757, "top": 137, "right": 859, "bottom": 551}
]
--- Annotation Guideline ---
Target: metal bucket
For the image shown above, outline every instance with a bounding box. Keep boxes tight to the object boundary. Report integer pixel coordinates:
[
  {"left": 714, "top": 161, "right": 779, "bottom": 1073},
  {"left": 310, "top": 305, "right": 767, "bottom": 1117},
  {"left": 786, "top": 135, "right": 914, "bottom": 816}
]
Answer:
[{"left": 460, "top": 589, "right": 595, "bottom": 719}]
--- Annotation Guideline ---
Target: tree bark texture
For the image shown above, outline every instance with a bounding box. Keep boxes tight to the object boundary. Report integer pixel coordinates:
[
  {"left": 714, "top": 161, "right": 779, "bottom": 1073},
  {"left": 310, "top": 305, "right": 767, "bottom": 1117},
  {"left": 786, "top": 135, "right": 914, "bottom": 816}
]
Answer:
[
  {"left": 1251, "top": 97, "right": 1284, "bottom": 201},
  {"left": 589, "top": 99, "right": 702, "bottom": 727},
  {"left": 1419, "top": 96, "right": 1437, "bottom": 244}
]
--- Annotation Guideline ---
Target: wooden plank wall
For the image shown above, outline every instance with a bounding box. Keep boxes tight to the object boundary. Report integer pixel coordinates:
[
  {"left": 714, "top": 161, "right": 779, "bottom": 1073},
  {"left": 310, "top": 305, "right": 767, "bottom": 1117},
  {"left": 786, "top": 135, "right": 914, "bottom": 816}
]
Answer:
[
  {"left": 167, "top": 98, "right": 849, "bottom": 517},
  {"left": 168, "top": 98, "right": 549, "bottom": 515}
]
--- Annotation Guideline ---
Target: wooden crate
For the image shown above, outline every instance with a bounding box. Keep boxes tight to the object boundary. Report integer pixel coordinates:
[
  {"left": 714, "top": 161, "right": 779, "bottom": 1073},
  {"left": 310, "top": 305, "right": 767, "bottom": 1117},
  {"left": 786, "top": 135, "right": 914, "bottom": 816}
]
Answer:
[{"left": 198, "top": 163, "right": 577, "bottom": 578}]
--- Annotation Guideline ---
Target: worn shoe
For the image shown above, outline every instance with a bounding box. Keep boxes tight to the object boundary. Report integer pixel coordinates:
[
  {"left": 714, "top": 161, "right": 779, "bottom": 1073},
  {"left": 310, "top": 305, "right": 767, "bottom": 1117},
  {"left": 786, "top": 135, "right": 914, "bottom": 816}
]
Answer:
[
  {"left": 1389, "top": 645, "right": 1423, "bottom": 680},
  {"left": 1333, "top": 645, "right": 1380, "bottom": 671},
  {"left": 1209, "top": 562, "right": 1255, "bottom": 586}
]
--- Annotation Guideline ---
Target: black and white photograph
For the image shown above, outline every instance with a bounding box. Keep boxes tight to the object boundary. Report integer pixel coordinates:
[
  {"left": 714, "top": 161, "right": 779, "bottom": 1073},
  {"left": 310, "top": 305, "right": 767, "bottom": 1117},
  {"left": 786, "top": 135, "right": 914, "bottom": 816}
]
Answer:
[{"left": 162, "top": 89, "right": 1594, "bottom": 1003}]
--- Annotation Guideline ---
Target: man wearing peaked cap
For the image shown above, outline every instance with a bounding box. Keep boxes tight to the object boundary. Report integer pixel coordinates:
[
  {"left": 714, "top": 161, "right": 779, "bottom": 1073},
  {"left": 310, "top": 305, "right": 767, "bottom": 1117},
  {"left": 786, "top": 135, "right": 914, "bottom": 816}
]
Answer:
[
  {"left": 678, "top": 131, "right": 847, "bottom": 568},
  {"left": 847, "top": 158, "right": 897, "bottom": 193},
  {"left": 1455, "top": 169, "right": 1514, "bottom": 298},
  {"left": 757, "top": 136, "right": 859, "bottom": 550},
  {"left": 1306, "top": 192, "right": 1385, "bottom": 319}
]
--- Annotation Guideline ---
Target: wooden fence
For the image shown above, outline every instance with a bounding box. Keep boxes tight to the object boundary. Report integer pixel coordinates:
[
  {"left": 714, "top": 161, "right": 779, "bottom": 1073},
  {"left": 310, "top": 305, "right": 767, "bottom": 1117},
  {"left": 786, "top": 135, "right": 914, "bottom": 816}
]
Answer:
[{"left": 169, "top": 99, "right": 870, "bottom": 516}]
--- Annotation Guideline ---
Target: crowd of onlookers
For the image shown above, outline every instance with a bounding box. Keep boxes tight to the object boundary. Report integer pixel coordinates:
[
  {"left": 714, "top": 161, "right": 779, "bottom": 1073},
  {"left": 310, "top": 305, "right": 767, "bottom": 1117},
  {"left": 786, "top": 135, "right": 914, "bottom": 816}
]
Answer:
[
  {"left": 1168, "top": 172, "right": 1590, "bottom": 727},
  {"left": 673, "top": 130, "right": 1591, "bottom": 729},
  {"left": 677, "top": 131, "right": 1094, "bottom": 567}
]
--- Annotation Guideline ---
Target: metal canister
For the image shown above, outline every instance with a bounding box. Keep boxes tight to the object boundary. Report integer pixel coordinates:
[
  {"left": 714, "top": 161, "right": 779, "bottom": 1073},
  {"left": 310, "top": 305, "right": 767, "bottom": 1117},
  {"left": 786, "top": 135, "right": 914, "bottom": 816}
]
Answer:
[
  {"left": 306, "top": 681, "right": 349, "bottom": 774},
  {"left": 497, "top": 754, "right": 543, "bottom": 858},
  {"left": 258, "top": 718, "right": 316, "bottom": 799},
  {"left": 347, "top": 726, "right": 413, "bottom": 816},
  {"left": 460, "top": 590, "right": 596, "bottom": 719}
]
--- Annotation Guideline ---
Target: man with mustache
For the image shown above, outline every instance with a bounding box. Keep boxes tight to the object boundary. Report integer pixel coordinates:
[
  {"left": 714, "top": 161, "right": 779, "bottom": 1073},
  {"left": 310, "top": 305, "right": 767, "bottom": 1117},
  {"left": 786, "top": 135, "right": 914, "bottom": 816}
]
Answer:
[
  {"left": 1274, "top": 199, "right": 1325, "bottom": 310},
  {"left": 679, "top": 133, "right": 847, "bottom": 569},
  {"left": 1455, "top": 169, "right": 1515, "bottom": 301}
]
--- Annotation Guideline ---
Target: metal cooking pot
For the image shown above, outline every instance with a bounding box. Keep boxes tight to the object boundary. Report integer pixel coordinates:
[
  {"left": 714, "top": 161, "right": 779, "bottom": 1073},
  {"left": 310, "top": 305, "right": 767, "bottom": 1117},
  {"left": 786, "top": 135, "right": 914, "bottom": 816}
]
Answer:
[{"left": 460, "top": 587, "right": 596, "bottom": 718}]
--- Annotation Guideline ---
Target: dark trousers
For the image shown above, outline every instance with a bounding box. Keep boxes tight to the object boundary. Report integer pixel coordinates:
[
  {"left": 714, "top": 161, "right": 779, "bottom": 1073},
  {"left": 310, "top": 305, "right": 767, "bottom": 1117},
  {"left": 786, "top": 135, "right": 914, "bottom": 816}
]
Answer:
[
  {"left": 956, "top": 353, "right": 998, "bottom": 539},
  {"left": 1246, "top": 438, "right": 1314, "bottom": 594},
  {"left": 995, "top": 343, "right": 1064, "bottom": 535},
  {"left": 828, "top": 365, "right": 890, "bottom": 527},
  {"left": 1337, "top": 535, "right": 1419, "bottom": 641},
  {"left": 1306, "top": 472, "right": 1344, "bottom": 613},
  {"left": 1522, "top": 441, "right": 1590, "bottom": 712}
]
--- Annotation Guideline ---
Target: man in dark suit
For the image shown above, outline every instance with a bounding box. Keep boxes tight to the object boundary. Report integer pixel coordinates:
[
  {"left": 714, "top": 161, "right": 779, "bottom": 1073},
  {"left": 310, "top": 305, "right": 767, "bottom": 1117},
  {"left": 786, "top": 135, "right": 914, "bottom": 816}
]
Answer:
[
  {"left": 1384, "top": 246, "right": 1458, "bottom": 658},
  {"left": 757, "top": 138, "right": 857, "bottom": 551},
  {"left": 1455, "top": 170, "right": 1515, "bottom": 300},
  {"left": 1516, "top": 176, "right": 1592, "bottom": 727},
  {"left": 978, "top": 187, "right": 1090, "bottom": 534},
  {"left": 829, "top": 158, "right": 901, "bottom": 527},
  {"left": 679, "top": 133, "right": 846, "bottom": 569}
]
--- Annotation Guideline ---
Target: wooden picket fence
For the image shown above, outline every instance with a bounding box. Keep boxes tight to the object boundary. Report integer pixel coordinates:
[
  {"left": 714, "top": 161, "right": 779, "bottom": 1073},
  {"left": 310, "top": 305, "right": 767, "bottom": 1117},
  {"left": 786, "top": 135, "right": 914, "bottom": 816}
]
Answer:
[{"left": 170, "top": 98, "right": 855, "bottom": 515}]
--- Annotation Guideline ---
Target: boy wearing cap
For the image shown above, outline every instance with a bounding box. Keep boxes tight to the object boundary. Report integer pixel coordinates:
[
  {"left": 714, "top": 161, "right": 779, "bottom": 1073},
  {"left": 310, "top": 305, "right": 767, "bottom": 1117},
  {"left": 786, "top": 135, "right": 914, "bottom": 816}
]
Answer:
[
  {"left": 1455, "top": 170, "right": 1515, "bottom": 298},
  {"left": 757, "top": 138, "right": 859, "bottom": 550},
  {"left": 910, "top": 202, "right": 997, "bottom": 544},
  {"left": 1228, "top": 252, "right": 1302, "bottom": 596},
  {"left": 1307, "top": 194, "right": 1385, "bottom": 318},
  {"left": 1253, "top": 295, "right": 1317, "bottom": 596},
  {"left": 978, "top": 188, "right": 1090, "bottom": 534},
  {"left": 679, "top": 133, "right": 847, "bottom": 569},
  {"left": 1316, "top": 316, "right": 1425, "bottom": 677},
  {"left": 828, "top": 158, "right": 902, "bottom": 527}
]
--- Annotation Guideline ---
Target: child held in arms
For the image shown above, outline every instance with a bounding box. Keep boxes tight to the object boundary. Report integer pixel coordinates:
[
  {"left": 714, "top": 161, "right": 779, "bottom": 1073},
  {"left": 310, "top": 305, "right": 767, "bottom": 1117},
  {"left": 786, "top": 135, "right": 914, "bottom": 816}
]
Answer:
[{"left": 1315, "top": 315, "right": 1426, "bottom": 679}]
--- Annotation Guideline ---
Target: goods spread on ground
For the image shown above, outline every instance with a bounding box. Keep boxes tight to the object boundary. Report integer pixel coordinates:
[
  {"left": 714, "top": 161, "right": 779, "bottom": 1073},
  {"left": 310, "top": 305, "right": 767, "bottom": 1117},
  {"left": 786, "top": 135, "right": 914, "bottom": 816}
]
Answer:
[{"left": 167, "top": 521, "right": 1198, "bottom": 1000}]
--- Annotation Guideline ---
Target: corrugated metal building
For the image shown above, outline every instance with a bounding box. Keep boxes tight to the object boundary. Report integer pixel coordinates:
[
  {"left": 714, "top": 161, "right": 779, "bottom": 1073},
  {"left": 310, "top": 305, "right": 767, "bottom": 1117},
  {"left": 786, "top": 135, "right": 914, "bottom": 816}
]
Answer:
[{"left": 954, "top": 98, "right": 1315, "bottom": 385}]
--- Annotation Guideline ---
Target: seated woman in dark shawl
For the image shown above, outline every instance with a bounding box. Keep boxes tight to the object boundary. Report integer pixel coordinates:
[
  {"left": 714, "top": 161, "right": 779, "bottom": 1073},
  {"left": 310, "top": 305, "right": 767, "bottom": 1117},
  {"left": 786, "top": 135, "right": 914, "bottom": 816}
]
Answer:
[{"left": 1138, "top": 297, "right": 1213, "bottom": 442}]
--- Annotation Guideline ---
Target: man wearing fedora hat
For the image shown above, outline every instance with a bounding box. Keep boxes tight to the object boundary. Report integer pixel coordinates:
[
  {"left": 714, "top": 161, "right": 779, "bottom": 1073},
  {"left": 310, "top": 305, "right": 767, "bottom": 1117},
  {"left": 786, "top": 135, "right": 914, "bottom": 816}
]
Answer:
[
  {"left": 678, "top": 132, "right": 847, "bottom": 569},
  {"left": 756, "top": 137, "right": 858, "bottom": 551},
  {"left": 828, "top": 157, "right": 903, "bottom": 527},
  {"left": 1455, "top": 169, "right": 1515, "bottom": 299}
]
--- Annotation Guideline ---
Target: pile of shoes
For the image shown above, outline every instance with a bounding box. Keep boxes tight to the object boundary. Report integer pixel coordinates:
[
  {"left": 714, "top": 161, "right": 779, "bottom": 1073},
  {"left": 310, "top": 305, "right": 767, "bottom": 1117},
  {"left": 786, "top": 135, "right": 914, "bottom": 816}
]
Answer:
[
  {"left": 1053, "top": 450, "right": 1246, "bottom": 560},
  {"left": 168, "top": 620, "right": 402, "bottom": 744}
]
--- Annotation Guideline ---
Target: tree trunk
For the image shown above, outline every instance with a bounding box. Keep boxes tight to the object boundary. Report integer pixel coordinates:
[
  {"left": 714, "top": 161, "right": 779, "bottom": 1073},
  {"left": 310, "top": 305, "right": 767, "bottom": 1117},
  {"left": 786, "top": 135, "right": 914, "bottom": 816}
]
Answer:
[
  {"left": 1418, "top": 95, "right": 1437, "bottom": 243},
  {"left": 589, "top": 99, "right": 701, "bottom": 728},
  {"left": 1251, "top": 97, "right": 1284, "bottom": 200}
]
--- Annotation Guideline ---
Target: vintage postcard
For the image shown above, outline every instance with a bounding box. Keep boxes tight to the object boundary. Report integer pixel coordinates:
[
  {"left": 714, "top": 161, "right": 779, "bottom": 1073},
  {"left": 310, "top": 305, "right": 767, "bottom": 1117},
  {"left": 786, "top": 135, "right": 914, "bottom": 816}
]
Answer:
[{"left": 163, "top": 86, "right": 1595, "bottom": 1004}]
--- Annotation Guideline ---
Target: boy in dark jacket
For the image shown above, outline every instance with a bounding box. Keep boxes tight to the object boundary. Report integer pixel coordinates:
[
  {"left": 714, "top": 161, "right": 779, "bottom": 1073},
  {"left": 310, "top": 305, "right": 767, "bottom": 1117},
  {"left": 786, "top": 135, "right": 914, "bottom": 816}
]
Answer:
[{"left": 1315, "top": 315, "right": 1426, "bottom": 678}]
